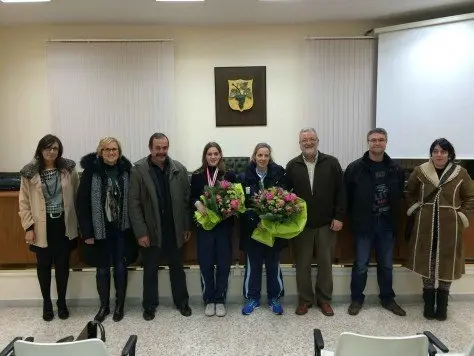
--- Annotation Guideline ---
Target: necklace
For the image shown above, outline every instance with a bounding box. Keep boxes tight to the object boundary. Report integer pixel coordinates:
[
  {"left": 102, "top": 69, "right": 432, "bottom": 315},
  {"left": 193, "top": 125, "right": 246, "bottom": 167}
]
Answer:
[{"left": 42, "top": 169, "right": 59, "bottom": 197}]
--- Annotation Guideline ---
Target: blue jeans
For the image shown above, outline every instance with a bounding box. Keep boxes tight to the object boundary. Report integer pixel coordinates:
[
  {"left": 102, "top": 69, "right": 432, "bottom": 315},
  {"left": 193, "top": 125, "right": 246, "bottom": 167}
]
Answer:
[{"left": 350, "top": 219, "right": 395, "bottom": 304}]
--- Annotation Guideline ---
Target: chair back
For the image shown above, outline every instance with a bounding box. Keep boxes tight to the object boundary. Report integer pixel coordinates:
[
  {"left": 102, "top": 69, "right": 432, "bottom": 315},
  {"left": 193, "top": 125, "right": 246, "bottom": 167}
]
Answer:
[
  {"left": 334, "top": 332, "right": 429, "bottom": 356},
  {"left": 14, "top": 339, "right": 108, "bottom": 356}
]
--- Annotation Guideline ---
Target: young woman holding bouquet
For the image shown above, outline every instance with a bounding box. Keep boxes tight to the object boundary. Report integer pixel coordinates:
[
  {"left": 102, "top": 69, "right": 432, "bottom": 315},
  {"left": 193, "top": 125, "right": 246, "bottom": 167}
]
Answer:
[
  {"left": 240, "top": 142, "right": 287, "bottom": 315},
  {"left": 190, "top": 142, "right": 237, "bottom": 317}
]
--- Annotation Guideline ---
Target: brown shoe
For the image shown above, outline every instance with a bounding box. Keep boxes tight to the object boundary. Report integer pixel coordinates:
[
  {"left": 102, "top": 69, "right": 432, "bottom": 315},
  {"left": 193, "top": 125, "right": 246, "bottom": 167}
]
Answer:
[
  {"left": 382, "top": 300, "right": 406, "bottom": 316},
  {"left": 295, "top": 303, "right": 312, "bottom": 315},
  {"left": 348, "top": 301, "right": 362, "bottom": 316},
  {"left": 317, "top": 301, "right": 334, "bottom": 316}
]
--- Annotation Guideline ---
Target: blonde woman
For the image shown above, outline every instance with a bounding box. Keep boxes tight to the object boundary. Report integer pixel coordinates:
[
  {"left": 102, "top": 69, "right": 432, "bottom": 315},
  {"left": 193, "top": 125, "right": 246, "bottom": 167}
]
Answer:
[
  {"left": 76, "top": 137, "right": 137, "bottom": 322},
  {"left": 19, "top": 134, "right": 79, "bottom": 321}
]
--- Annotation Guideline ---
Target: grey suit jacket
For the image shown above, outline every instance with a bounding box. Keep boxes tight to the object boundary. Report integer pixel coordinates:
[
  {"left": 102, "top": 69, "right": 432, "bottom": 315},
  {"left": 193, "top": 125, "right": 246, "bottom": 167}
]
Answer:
[{"left": 128, "top": 155, "right": 191, "bottom": 248}]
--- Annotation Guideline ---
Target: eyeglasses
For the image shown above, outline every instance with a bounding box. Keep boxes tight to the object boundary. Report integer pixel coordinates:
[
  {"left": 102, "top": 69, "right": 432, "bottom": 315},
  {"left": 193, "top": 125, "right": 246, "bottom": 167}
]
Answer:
[
  {"left": 368, "top": 138, "right": 386, "bottom": 143},
  {"left": 44, "top": 147, "right": 59, "bottom": 152},
  {"left": 103, "top": 148, "right": 119, "bottom": 153},
  {"left": 299, "top": 139, "right": 318, "bottom": 144}
]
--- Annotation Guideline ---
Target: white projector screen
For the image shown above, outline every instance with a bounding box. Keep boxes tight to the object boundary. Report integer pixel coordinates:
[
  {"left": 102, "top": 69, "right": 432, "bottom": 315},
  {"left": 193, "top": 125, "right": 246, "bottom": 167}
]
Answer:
[{"left": 376, "top": 19, "right": 474, "bottom": 159}]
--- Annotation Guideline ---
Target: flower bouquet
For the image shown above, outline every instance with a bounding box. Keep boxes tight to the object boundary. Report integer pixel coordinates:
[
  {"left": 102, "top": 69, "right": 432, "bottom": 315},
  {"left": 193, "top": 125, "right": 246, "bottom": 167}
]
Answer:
[
  {"left": 194, "top": 180, "right": 246, "bottom": 230},
  {"left": 250, "top": 186, "right": 307, "bottom": 247}
]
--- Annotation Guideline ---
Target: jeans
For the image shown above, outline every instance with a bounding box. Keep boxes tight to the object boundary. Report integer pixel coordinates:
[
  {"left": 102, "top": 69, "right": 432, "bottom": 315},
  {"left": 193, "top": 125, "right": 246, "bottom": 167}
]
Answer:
[{"left": 350, "top": 217, "right": 395, "bottom": 304}]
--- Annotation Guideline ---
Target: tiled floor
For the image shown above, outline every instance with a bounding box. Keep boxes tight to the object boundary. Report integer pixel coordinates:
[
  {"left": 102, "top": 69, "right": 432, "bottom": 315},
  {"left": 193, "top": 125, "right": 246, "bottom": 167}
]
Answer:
[{"left": 1, "top": 301, "right": 473, "bottom": 355}]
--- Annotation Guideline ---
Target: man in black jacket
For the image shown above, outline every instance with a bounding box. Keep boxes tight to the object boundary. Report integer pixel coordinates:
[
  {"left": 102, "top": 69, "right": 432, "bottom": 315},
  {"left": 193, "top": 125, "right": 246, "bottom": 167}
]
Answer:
[{"left": 345, "top": 128, "right": 406, "bottom": 317}]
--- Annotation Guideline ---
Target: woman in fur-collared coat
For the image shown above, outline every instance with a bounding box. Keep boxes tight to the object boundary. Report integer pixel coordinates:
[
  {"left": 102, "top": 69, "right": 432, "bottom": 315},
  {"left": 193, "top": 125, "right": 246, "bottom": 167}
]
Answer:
[
  {"left": 19, "top": 134, "right": 79, "bottom": 322},
  {"left": 77, "top": 137, "right": 137, "bottom": 323},
  {"left": 405, "top": 138, "right": 474, "bottom": 321}
]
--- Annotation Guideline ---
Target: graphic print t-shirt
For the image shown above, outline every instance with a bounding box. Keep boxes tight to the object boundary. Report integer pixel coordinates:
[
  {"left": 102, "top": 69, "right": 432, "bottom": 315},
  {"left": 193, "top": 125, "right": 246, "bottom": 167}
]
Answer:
[{"left": 370, "top": 161, "right": 390, "bottom": 216}]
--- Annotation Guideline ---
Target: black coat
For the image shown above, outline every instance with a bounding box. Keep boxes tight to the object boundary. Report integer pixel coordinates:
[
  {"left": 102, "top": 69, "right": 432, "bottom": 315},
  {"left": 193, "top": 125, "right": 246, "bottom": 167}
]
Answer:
[
  {"left": 76, "top": 153, "right": 138, "bottom": 268},
  {"left": 238, "top": 161, "right": 289, "bottom": 252},
  {"left": 344, "top": 151, "right": 405, "bottom": 234}
]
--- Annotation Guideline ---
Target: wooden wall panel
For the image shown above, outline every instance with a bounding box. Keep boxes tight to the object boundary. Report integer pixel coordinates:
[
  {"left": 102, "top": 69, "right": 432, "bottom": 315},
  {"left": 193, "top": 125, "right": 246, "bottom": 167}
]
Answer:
[{"left": 2, "top": 192, "right": 473, "bottom": 268}]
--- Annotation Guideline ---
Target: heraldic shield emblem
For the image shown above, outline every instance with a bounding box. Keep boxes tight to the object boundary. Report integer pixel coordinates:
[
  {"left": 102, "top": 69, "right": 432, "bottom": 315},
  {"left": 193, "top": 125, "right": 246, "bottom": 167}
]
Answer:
[{"left": 228, "top": 79, "right": 254, "bottom": 112}]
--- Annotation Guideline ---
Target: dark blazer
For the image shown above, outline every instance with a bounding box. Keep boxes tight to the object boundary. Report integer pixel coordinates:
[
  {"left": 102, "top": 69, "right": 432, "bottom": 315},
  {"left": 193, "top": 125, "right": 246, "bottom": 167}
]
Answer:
[
  {"left": 286, "top": 152, "right": 346, "bottom": 229},
  {"left": 239, "top": 161, "right": 288, "bottom": 252},
  {"left": 76, "top": 153, "right": 137, "bottom": 268}
]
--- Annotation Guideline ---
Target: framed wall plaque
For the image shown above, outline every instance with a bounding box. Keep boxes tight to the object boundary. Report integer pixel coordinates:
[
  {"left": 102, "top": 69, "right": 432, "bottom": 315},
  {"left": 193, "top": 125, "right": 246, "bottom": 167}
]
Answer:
[{"left": 214, "top": 66, "right": 267, "bottom": 127}]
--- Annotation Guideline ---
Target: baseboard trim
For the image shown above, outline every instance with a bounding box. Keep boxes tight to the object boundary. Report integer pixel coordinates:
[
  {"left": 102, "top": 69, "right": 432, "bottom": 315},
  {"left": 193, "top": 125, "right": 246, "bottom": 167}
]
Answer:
[{"left": 1, "top": 266, "right": 473, "bottom": 307}]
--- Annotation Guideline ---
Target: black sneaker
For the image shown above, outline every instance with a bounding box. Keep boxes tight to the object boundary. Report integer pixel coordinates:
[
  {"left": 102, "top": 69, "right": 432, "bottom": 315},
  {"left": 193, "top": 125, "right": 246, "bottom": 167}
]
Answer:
[
  {"left": 348, "top": 301, "right": 362, "bottom": 316},
  {"left": 143, "top": 308, "right": 156, "bottom": 321},
  {"left": 382, "top": 300, "right": 406, "bottom": 316}
]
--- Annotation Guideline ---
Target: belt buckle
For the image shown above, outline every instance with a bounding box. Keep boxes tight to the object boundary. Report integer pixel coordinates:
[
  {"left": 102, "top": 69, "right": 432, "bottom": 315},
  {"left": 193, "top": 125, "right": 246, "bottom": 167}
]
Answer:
[{"left": 49, "top": 212, "right": 62, "bottom": 219}]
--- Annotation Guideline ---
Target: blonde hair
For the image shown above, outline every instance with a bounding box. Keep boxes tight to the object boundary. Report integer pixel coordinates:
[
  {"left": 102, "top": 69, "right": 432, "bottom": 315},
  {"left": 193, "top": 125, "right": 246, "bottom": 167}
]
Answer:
[
  {"left": 96, "top": 137, "right": 122, "bottom": 157},
  {"left": 251, "top": 142, "right": 273, "bottom": 163}
]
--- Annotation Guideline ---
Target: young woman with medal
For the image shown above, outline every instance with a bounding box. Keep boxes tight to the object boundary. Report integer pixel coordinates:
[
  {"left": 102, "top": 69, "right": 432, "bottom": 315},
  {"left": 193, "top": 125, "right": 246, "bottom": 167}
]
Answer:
[{"left": 190, "top": 142, "right": 237, "bottom": 317}]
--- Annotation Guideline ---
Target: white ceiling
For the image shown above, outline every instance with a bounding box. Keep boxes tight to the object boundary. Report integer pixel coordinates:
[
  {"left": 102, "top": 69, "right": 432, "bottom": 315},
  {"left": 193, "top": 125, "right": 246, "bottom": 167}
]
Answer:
[{"left": 0, "top": 0, "right": 473, "bottom": 26}]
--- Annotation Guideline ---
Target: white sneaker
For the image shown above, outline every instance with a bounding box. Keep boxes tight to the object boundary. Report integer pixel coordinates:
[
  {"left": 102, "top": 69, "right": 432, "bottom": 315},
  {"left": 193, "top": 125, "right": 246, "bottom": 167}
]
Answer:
[
  {"left": 215, "top": 303, "right": 226, "bottom": 317},
  {"left": 205, "top": 303, "right": 215, "bottom": 316}
]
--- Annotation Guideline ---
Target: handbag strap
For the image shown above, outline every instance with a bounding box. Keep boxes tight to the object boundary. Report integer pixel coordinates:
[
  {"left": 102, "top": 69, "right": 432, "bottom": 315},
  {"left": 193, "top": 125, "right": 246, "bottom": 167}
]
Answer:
[
  {"left": 422, "top": 163, "right": 457, "bottom": 203},
  {"left": 90, "top": 320, "right": 106, "bottom": 342}
]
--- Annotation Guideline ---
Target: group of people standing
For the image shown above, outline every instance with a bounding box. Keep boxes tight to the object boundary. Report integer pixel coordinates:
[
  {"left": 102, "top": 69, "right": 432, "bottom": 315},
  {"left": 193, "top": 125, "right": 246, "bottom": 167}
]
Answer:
[{"left": 18, "top": 127, "right": 474, "bottom": 324}]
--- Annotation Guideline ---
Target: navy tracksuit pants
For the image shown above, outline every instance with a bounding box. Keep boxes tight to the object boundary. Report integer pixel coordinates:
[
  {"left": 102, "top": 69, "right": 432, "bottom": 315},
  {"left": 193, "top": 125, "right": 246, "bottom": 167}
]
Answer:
[{"left": 197, "top": 223, "right": 232, "bottom": 304}]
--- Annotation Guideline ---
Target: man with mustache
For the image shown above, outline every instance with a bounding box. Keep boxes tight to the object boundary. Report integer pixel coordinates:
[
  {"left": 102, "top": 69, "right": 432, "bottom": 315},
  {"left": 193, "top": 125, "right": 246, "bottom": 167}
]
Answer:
[
  {"left": 286, "top": 128, "right": 346, "bottom": 316},
  {"left": 129, "top": 132, "right": 192, "bottom": 320}
]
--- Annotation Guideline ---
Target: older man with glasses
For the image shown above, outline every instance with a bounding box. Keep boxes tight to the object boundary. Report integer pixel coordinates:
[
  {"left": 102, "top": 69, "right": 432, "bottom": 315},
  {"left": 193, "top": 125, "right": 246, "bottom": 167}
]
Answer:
[{"left": 286, "top": 128, "right": 346, "bottom": 317}]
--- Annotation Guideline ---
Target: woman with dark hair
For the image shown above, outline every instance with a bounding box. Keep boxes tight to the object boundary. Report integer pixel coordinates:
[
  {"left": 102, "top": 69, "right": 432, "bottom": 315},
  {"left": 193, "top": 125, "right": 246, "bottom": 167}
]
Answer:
[
  {"left": 405, "top": 138, "right": 474, "bottom": 320},
  {"left": 18, "top": 134, "right": 79, "bottom": 321},
  {"left": 190, "top": 142, "right": 236, "bottom": 317},
  {"left": 76, "top": 137, "right": 137, "bottom": 323},
  {"left": 239, "top": 143, "right": 288, "bottom": 316}
]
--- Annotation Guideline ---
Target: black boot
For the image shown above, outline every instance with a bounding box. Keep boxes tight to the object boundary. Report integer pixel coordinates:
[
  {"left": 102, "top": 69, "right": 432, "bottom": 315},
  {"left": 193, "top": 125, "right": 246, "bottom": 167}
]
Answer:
[
  {"left": 435, "top": 289, "right": 449, "bottom": 321},
  {"left": 113, "top": 270, "right": 127, "bottom": 322},
  {"left": 57, "top": 299, "right": 70, "bottom": 320},
  {"left": 55, "top": 261, "right": 70, "bottom": 320},
  {"left": 37, "top": 265, "right": 53, "bottom": 321},
  {"left": 43, "top": 299, "right": 54, "bottom": 321},
  {"left": 422, "top": 288, "right": 436, "bottom": 319},
  {"left": 113, "top": 283, "right": 127, "bottom": 321},
  {"left": 94, "top": 269, "right": 110, "bottom": 322}
]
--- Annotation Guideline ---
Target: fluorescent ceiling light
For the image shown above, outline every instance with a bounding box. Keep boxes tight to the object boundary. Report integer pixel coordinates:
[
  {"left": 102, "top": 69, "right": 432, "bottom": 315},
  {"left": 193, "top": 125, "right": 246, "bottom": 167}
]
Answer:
[{"left": 0, "top": 0, "right": 50, "bottom": 2}]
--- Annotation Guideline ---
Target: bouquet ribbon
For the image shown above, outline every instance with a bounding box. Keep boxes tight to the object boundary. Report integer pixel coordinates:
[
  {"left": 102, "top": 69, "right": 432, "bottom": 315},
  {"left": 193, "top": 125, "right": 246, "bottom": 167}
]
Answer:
[{"left": 251, "top": 198, "right": 307, "bottom": 247}]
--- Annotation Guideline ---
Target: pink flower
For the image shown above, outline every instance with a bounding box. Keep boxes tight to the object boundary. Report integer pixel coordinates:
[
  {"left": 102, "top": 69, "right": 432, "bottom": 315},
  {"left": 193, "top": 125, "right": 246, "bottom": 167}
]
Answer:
[
  {"left": 219, "top": 180, "right": 231, "bottom": 189},
  {"left": 284, "top": 193, "right": 297, "bottom": 202},
  {"left": 265, "top": 193, "right": 274, "bottom": 201},
  {"left": 230, "top": 199, "right": 240, "bottom": 210}
]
